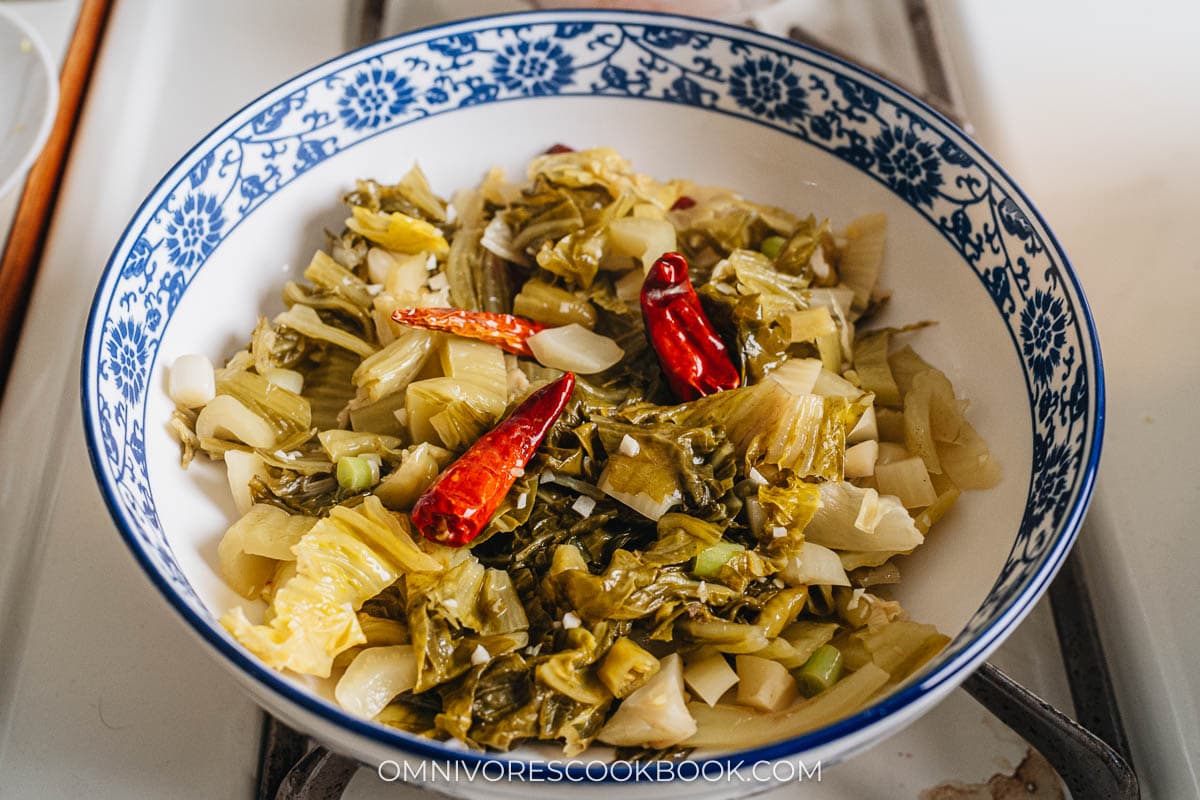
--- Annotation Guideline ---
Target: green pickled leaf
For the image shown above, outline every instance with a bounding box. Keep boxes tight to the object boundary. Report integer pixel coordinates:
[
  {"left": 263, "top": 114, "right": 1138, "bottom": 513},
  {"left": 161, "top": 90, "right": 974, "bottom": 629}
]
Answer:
[
  {"left": 592, "top": 416, "right": 735, "bottom": 522},
  {"left": 304, "top": 250, "right": 377, "bottom": 309},
  {"left": 250, "top": 316, "right": 312, "bottom": 375},
  {"left": 854, "top": 329, "right": 900, "bottom": 407},
  {"left": 344, "top": 165, "right": 448, "bottom": 223},
  {"left": 837, "top": 213, "right": 887, "bottom": 309},
  {"left": 275, "top": 304, "right": 377, "bottom": 358},
  {"left": 712, "top": 248, "right": 809, "bottom": 317},
  {"left": 406, "top": 377, "right": 504, "bottom": 450},
  {"left": 513, "top": 279, "right": 598, "bottom": 328},
  {"left": 757, "top": 473, "right": 821, "bottom": 557},
  {"left": 675, "top": 618, "right": 769, "bottom": 654},
  {"left": 302, "top": 347, "right": 360, "bottom": 431},
  {"left": 405, "top": 553, "right": 531, "bottom": 692},
  {"left": 837, "top": 619, "right": 948, "bottom": 681},
  {"left": 352, "top": 328, "right": 437, "bottom": 403},
  {"left": 773, "top": 215, "right": 831, "bottom": 278},
  {"left": 536, "top": 224, "right": 606, "bottom": 289},
  {"left": 281, "top": 280, "right": 374, "bottom": 336},
  {"left": 347, "top": 390, "right": 407, "bottom": 437},
  {"left": 528, "top": 147, "right": 628, "bottom": 192},
  {"left": 505, "top": 188, "right": 585, "bottom": 256},
  {"left": 699, "top": 284, "right": 791, "bottom": 382}
]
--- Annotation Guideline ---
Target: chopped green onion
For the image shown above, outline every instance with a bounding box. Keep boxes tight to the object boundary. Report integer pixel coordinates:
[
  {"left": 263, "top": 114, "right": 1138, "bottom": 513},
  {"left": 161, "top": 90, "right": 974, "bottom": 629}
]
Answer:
[
  {"left": 337, "top": 455, "right": 376, "bottom": 492},
  {"left": 796, "top": 644, "right": 843, "bottom": 697},
  {"left": 760, "top": 235, "right": 787, "bottom": 260},
  {"left": 693, "top": 541, "right": 745, "bottom": 578}
]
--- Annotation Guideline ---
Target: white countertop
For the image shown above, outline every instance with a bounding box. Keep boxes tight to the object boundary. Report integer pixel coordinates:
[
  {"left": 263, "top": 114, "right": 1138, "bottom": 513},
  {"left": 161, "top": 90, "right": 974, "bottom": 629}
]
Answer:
[
  {"left": 947, "top": 3, "right": 1200, "bottom": 796},
  {"left": 0, "top": 1, "right": 1194, "bottom": 798}
]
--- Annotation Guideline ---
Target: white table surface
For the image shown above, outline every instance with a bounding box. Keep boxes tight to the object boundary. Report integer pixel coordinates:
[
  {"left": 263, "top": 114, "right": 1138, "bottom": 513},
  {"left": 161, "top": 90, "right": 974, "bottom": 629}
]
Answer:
[
  {"left": 945, "top": 3, "right": 1200, "bottom": 797},
  {"left": 0, "top": 0, "right": 1193, "bottom": 798}
]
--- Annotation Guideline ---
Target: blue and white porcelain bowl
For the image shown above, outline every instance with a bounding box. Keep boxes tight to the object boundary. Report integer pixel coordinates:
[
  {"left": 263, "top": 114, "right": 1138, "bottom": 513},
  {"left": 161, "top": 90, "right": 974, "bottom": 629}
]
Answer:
[{"left": 81, "top": 10, "right": 1103, "bottom": 797}]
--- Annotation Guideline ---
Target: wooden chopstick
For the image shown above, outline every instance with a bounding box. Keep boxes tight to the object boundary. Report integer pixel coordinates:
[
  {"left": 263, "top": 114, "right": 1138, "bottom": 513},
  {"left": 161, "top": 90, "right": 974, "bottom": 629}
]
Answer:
[{"left": 0, "top": 0, "right": 113, "bottom": 398}]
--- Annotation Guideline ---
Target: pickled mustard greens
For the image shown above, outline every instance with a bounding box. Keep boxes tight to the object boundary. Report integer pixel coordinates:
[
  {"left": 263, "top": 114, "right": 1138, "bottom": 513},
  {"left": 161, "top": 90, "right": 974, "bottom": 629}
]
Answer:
[{"left": 168, "top": 147, "right": 1000, "bottom": 757}]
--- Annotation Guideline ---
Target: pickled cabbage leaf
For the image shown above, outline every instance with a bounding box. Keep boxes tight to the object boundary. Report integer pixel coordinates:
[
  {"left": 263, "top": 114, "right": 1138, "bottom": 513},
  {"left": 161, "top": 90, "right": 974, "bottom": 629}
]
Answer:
[
  {"left": 710, "top": 249, "right": 810, "bottom": 317},
  {"left": 445, "top": 182, "right": 487, "bottom": 311},
  {"left": 373, "top": 442, "right": 453, "bottom": 510},
  {"left": 676, "top": 192, "right": 799, "bottom": 265},
  {"left": 406, "top": 377, "right": 505, "bottom": 451},
  {"left": 345, "top": 206, "right": 449, "bottom": 256},
  {"left": 696, "top": 250, "right": 821, "bottom": 382},
  {"left": 804, "top": 482, "right": 924, "bottom": 554},
  {"left": 597, "top": 653, "right": 695, "bottom": 749},
  {"left": 221, "top": 496, "right": 440, "bottom": 677},
  {"left": 317, "top": 429, "right": 406, "bottom": 464},
  {"left": 335, "top": 645, "right": 418, "bottom": 720},
  {"left": 249, "top": 469, "right": 341, "bottom": 517},
  {"left": 896, "top": 353, "right": 1000, "bottom": 489},
  {"left": 274, "top": 304, "right": 377, "bottom": 358},
  {"left": 512, "top": 279, "right": 597, "bottom": 328},
  {"left": 685, "top": 662, "right": 888, "bottom": 748},
  {"left": 838, "top": 213, "right": 887, "bottom": 309},
  {"left": 853, "top": 329, "right": 901, "bottom": 407},
  {"left": 554, "top": 548, "right": 712, "bottom": 622},
  {"left": 527, "top": 147, "right": 640, "bottom": 203},
  {"left": 393, "top": 546, "right": 533, "bottom": 694},
  {"left": 672, "top": 379, "right": 853, "bottom": 481},
  {"left": 838, "top": 619, "right": 949, "bottom": 681},
  {"left": 352, "top": 328, "right": 436, "bottom": 403},
  {"left": 215, "top": 369, "right": 312, "bottom": 441},
  {"left": 304, "top": 250, "right": 376, "bottom": 310}
]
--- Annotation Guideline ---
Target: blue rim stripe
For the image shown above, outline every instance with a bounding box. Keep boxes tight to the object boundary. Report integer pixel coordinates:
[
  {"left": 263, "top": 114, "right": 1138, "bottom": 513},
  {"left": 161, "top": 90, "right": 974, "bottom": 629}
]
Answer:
[{"left": 80, "top": 9, "right": 1104, "bottom": 781}]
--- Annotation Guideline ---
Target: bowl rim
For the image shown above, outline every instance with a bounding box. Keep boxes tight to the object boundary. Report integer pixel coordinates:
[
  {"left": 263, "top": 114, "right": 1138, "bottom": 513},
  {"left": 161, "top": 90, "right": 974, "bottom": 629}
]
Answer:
[
  {"left": 80, "top": 7, "right": 1105, "bottom": 781},
  {"left": 0, "top": 5, "right": 60, "bottom": 200}
]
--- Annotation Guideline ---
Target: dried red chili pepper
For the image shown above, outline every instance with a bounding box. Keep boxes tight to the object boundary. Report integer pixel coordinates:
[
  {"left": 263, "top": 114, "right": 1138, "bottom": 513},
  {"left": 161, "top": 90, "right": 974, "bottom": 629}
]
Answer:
[
  {"left": 545, "top": 143, "right": 574, "bottom": 154},
  {"left": 391, "top": 307, "right": 547, "bottom": 356},
  {"left": 670, "top": 195, "right": 696, "bottom": 211},
  {"left": 640, "top": 252, "right": 740, "bottom": 401},
  {"left": 411, "top": 372, "right": 576, "bottom": 546}
]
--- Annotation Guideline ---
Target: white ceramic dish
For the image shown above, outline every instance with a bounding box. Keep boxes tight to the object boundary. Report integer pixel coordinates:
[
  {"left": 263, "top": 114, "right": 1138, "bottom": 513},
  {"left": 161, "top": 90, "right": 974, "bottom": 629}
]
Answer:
[
  {"left": 0, "top": 6, "right": 57, "bottom": 200},
  {"left": 81, "top": 10, "right": 1102, "bottom": 797}
]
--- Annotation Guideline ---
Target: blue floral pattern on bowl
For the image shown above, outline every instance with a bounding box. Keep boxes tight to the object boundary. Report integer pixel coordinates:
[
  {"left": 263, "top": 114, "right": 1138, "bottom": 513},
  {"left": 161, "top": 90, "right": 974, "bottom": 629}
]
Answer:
[
  {"left": 337, "top": 67, "right": 416, "bottom": 130},
  {"left": 492, "top": 37, "right": 575, "bottom": 96},
  {"left": 82, "top": 12, "right": 1102, "bottom": 772}
]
